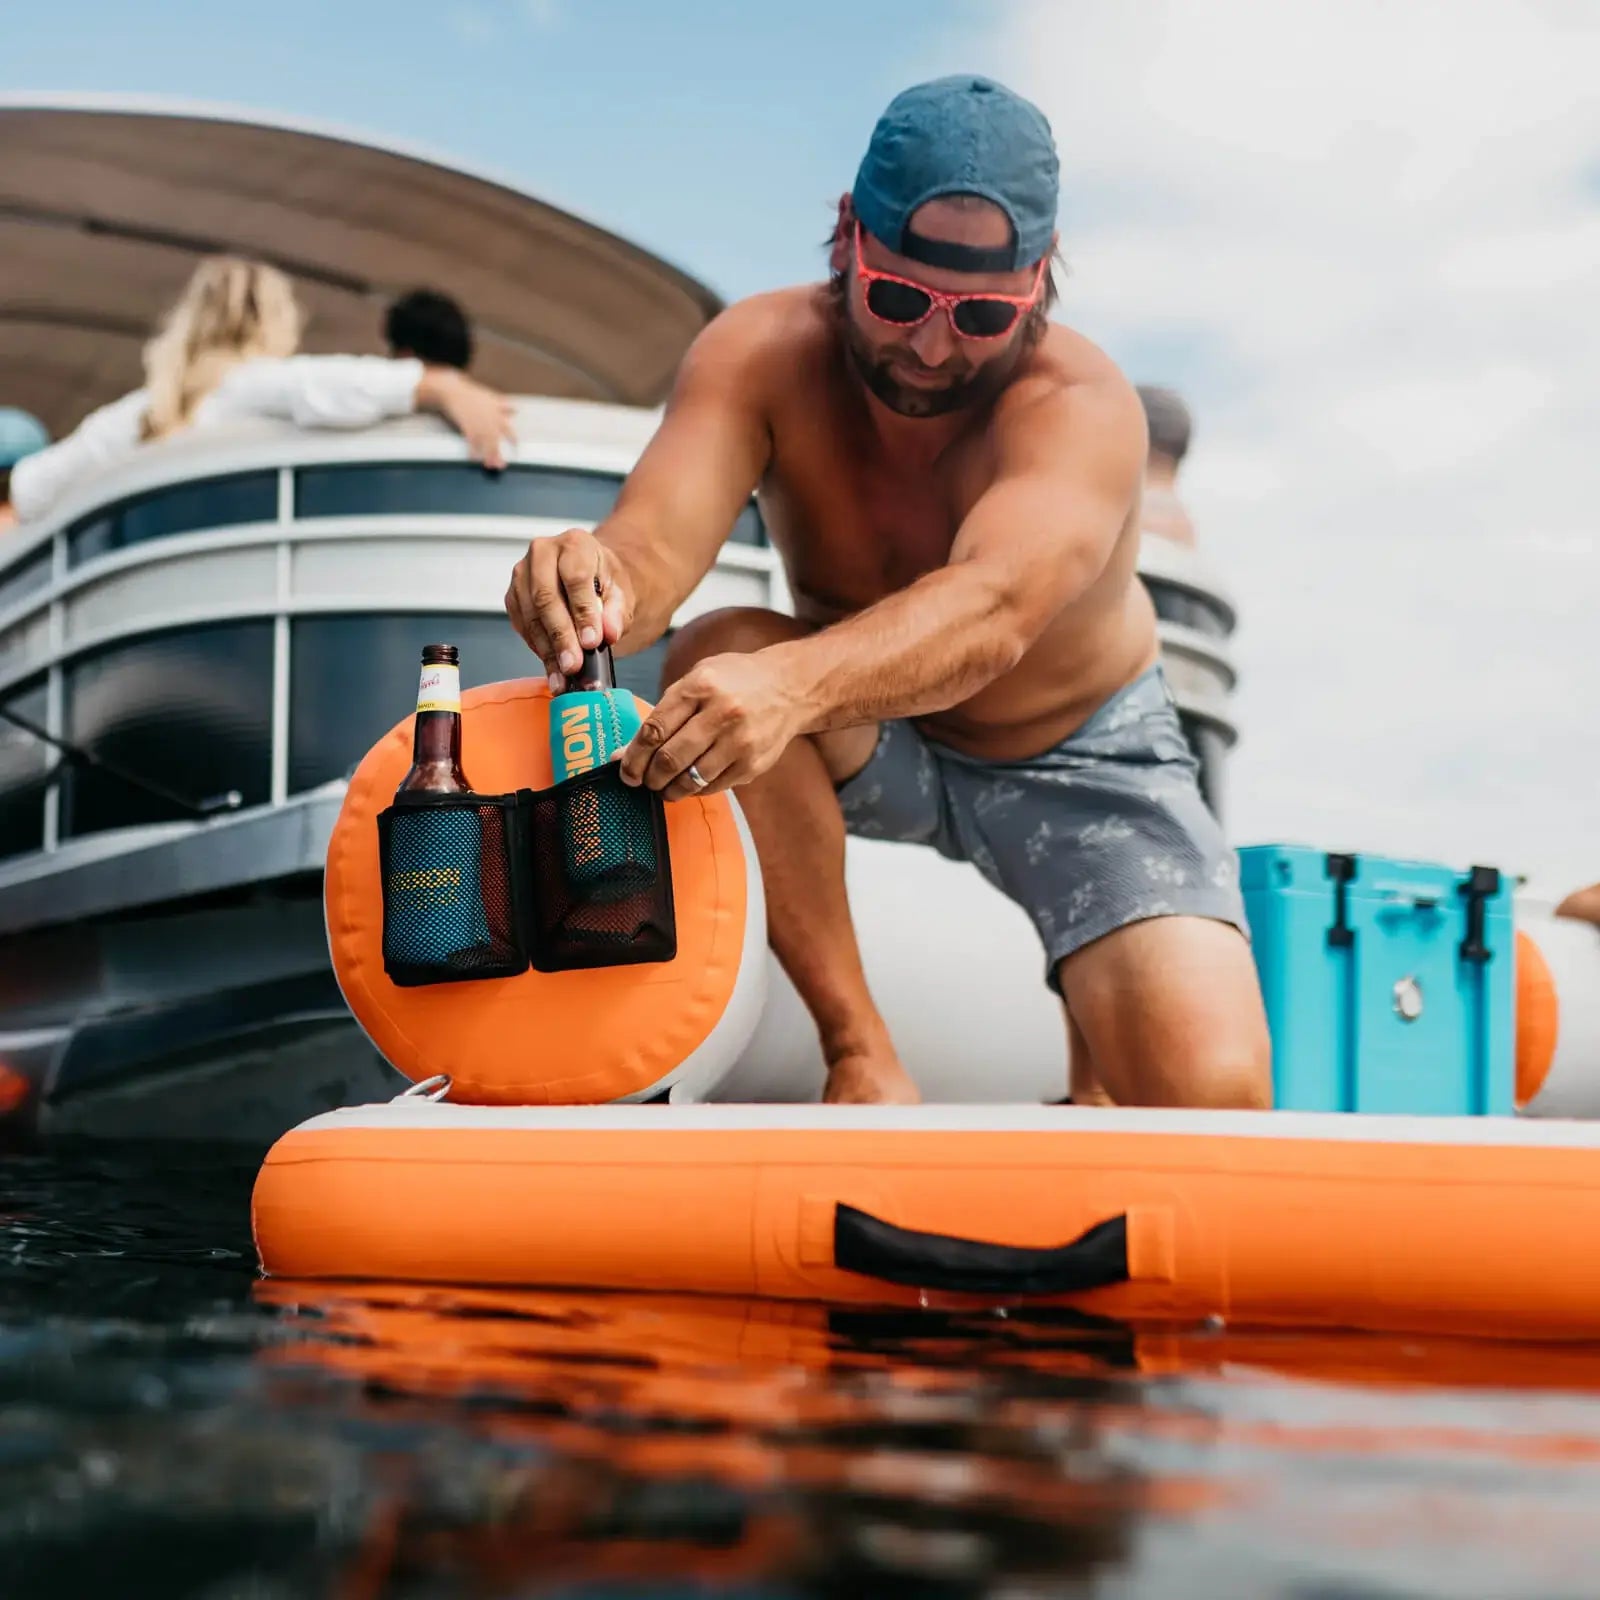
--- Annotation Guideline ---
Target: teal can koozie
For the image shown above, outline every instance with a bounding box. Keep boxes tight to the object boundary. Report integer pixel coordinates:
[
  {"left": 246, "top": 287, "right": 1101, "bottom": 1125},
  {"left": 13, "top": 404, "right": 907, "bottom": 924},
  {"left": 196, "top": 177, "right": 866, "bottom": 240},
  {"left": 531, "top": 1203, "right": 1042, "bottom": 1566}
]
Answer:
[{"left": 550, "top": 648, "right": 656, "bottom": 900}]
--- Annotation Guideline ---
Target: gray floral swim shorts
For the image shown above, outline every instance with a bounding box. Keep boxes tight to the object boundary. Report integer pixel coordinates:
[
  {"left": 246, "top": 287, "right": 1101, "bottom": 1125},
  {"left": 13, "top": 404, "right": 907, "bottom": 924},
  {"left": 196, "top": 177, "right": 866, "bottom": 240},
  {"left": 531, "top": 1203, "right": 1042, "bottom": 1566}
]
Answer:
[{"left": 834, "top": 663, "right": 1250, "bottom": 993}]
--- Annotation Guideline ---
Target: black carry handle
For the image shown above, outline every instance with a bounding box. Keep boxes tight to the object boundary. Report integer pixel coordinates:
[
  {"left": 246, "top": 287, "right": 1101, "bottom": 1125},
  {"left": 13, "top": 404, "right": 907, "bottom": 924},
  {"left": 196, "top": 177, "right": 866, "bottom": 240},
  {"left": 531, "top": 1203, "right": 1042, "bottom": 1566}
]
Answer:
[
  {"left": 834, "top": 1203, "right": 1130, "bottom": 1297},
  {"left": 1325, "top": 851, "right": 1357, "bottom": 948},
  {"left": 1458, "top": 864, "right": 1501, "bottom": 964}
]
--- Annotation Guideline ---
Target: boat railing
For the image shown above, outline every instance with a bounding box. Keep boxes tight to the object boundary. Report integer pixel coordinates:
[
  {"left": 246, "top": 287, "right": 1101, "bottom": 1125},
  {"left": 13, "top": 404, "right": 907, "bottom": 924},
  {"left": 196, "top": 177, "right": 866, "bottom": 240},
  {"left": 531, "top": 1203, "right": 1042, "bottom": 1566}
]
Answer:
[{"left": 0, "top": 401, "right": 1240, "bottom": 876}]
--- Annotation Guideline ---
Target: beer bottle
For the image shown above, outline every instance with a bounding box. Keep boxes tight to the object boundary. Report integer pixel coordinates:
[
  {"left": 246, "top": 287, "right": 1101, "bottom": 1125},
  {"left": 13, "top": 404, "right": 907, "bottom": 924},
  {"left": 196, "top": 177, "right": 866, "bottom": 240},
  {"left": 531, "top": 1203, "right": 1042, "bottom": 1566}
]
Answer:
[
  {"left": 549, "top": 644, "right": 636, "bottom": 782},
  {"left": 548, "top": 642, "right": 654, "bottom": 902},
  {"left": 396, "top": 643, "right": 472, "bottom": 796},
  {"left": 387, "top": 643, "right": 491, "bottom": 964}
]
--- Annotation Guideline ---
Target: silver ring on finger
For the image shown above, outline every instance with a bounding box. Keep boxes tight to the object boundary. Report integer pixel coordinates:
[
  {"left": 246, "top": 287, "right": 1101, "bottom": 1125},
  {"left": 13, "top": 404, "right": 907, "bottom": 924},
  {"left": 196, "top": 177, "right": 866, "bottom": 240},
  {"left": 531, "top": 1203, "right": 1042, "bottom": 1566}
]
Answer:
[{"left": 687, "top": 763, "right": 709, "bottom": 791}]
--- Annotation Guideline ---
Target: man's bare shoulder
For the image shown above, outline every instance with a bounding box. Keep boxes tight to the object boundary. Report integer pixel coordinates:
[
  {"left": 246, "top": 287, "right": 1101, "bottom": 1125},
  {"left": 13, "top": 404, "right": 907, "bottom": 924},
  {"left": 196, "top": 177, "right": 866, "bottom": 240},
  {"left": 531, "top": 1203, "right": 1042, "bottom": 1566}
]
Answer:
[
  {"left": 993, "top": 321, "right": 1148, "bottom": 462},
  {"left": 675, "top": 286, "right": 836, "bottom": 396},
  {"left": 998, "top": 323, "right": 1152, "bottom": 438}
]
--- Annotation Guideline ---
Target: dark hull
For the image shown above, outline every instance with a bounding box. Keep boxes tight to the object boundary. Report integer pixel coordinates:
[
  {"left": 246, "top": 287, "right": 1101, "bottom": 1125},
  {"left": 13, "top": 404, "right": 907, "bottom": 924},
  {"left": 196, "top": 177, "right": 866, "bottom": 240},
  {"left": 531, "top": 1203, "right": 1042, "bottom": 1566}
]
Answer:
[{"left": 0, "top": 872, "right": 404, "bottom": 1147}]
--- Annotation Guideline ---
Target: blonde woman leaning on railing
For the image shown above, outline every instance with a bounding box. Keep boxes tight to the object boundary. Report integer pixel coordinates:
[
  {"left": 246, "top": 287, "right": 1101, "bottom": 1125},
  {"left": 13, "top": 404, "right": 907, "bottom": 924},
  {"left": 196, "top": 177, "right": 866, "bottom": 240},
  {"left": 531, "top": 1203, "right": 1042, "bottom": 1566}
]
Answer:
[{"left": 6, "top": 256, "right": 513, "bottom": 527}]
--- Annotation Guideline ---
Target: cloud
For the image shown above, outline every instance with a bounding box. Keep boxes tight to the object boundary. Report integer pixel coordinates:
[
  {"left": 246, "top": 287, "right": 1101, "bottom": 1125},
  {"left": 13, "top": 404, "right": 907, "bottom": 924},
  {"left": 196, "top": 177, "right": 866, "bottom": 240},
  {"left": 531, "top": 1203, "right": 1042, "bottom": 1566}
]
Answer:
[
  {"left": 449, "top": 0, "right": 561, "bottom": 45},
  {"left": 996, "top": 0, "right": 1600, "bottom": 894},
  {"left": 448, "top": 4, "right": 500, "bottom": 44}
]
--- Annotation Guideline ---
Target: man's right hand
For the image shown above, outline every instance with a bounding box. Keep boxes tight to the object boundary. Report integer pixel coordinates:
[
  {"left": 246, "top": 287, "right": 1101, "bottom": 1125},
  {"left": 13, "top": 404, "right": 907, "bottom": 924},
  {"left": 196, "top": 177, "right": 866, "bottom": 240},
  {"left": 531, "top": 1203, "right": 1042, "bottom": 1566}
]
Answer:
[{"left": 505, "top": 528, "right": 632, "bottom": 690}]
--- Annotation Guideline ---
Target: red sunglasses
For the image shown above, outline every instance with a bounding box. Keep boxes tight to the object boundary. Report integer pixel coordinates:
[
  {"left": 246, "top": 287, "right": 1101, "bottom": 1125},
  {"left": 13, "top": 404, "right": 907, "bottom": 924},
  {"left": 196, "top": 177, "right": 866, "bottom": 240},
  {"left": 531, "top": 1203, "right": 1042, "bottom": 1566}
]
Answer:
[{"left": 854, "top": 222, "right": 1047, "bottom": 340}]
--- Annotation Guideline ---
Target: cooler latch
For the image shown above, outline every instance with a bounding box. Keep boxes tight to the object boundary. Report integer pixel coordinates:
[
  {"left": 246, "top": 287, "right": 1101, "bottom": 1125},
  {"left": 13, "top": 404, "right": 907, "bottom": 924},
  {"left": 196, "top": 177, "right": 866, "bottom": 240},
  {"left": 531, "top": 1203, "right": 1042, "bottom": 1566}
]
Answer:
[
  {"left": 1458, "top": 865, "right": 1501, "bottom": 964},
  {"left": 1325, "top": 852, "right": 1357, "bottom": 948}
]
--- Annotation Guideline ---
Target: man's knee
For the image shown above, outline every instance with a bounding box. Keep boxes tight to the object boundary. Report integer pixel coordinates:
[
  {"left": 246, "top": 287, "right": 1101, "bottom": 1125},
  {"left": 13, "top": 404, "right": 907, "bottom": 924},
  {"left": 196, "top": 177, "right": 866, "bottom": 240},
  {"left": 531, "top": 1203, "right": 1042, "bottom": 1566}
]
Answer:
[
  {"left": 1056, "top": 919, "right": 1275, "bottom": 1111},
  {"left": 1094, "top": 1038, "right": 1273, "bottom": 1111},
  {"left": 1175, "top": 1035, "right": 1274, "bottom": 1110},
  {"left": 1063, "top": 1017, "right": 1273, "bottom": 1110},
  {"left": 662, "top": 607, "right": 809, "bottom": 686}
]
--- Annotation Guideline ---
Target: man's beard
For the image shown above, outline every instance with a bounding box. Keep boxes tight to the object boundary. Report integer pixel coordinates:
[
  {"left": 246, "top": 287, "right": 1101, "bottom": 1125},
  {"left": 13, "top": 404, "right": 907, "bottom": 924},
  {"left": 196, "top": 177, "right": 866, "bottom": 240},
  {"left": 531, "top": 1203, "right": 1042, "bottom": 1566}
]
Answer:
[{"left": 841, "top": 315, "right": 1028, "bottom": 419}]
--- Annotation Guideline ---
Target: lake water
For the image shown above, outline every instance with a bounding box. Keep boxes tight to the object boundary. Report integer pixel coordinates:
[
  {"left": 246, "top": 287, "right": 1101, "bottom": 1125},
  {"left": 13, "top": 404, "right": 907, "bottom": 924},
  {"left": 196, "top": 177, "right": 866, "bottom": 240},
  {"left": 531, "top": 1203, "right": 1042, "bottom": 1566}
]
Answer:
[{"left": 4, "top": 1142, "right": 1600, "bottom": 1598}]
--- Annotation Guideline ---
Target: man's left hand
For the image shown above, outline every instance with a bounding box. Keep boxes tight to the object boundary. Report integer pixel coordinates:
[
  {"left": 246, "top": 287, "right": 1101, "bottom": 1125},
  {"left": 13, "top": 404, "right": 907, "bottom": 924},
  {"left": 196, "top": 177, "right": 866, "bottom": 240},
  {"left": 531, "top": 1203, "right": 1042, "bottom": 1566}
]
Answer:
[{"left": 619, "top": 650, "right": 807, "bottom": 801}]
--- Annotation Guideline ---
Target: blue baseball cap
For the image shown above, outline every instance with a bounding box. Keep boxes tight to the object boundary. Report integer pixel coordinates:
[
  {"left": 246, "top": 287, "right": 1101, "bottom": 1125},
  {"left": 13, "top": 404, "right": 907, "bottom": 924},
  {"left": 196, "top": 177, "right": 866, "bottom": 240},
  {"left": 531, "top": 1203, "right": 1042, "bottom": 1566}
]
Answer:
[{"left": 851, "top": 75, "right": 1059, "bottom": 274}]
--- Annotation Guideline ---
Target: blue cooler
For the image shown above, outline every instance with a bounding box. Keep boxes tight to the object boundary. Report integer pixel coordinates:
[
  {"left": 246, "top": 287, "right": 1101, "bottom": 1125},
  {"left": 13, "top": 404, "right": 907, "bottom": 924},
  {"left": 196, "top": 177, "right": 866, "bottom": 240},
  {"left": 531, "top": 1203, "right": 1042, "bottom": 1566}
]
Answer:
[{"left": 1238, "top": 845, "right": 1515, "bottom": 1116}]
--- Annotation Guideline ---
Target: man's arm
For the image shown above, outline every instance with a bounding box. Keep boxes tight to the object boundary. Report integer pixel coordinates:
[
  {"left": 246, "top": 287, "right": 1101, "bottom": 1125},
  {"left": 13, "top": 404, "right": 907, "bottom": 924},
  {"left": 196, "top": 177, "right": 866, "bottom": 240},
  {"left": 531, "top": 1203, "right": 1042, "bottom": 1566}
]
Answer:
[
  {"left": 596, "top": 305, "right": 776, "bottom": 647},
  {"left": 619, "top": 372, "right": 1147, "bottom": 799},
  {"left": 213, "top": 355, "right": 424, "bottom": 429},
  {"left": 505, "top": 300, "right": 775, "bottom": 679},
  {"left": 775, "top": 376, "right": 1145, "bottom": 733},
  {"left": 215, "top": 356, "right": 515, "bottom": 469}
]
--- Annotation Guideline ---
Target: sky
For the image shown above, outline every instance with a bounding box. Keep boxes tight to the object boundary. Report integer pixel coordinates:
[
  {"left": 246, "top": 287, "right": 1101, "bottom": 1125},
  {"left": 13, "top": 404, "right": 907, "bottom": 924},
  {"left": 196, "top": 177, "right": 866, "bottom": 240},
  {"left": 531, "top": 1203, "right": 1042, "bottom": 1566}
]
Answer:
[{"left": 4, "top": 0, "right": 1597, "bottom": 899}]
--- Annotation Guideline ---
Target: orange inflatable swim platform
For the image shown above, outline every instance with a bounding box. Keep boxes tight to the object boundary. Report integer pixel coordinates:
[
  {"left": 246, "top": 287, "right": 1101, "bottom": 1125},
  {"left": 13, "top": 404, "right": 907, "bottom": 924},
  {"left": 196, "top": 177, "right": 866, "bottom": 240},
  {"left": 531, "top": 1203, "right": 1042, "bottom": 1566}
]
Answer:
[{"left": 252, "top": 1099, "right": 1600, "bottom": 1341}]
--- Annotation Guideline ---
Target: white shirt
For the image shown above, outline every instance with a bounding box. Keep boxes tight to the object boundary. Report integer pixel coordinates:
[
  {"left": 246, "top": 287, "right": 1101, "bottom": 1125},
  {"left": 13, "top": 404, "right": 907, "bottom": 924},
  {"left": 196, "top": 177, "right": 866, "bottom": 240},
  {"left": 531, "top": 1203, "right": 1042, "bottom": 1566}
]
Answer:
[{"left": 8, "top": 354, "right": 425, "bottom": 524}]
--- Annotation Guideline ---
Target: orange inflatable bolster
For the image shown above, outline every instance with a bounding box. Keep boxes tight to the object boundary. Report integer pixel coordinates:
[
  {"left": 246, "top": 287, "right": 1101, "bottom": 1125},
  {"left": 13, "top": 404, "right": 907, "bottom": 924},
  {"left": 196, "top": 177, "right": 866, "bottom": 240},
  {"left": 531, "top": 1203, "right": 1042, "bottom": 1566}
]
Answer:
[
  {"left": 324, "top": 678, "right": 759, "bottom": 1104},
  {"left": 1514, "top": 926, "right": 1560, "bottom": 1110},
  {"left": 253, "top": 1103, "right": 1600, "bottom": 1341}
]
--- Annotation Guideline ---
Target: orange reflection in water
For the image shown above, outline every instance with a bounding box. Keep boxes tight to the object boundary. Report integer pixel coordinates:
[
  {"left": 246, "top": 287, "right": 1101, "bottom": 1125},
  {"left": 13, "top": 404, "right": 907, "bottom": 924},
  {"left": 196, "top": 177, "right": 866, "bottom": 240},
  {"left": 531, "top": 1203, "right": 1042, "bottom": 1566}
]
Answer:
[
  {"left": 252, "top": 1281, "right": 1185, "bottom": 1595},
  {"left": 251, "top": 1279, "right": 1600, "bottom": 1598}
]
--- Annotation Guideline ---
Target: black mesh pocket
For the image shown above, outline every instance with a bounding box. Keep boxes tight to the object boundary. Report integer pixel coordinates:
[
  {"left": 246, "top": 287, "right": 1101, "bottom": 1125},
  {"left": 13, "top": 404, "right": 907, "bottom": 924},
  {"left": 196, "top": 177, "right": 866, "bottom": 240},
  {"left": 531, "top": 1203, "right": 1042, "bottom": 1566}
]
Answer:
[
  {"left": 526, "top": 763, "right": 676, "bottom": 971},
  {"left": 377, "top": 794, "right": 529, "bottom": 985}
]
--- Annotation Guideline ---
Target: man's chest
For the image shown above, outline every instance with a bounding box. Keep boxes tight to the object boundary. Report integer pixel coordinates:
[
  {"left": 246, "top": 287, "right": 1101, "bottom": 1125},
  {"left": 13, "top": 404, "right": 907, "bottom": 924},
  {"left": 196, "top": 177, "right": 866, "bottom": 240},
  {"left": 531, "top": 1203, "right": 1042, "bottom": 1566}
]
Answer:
[{"left": 759, "top": 420, "right": 991, "bottom": 601}]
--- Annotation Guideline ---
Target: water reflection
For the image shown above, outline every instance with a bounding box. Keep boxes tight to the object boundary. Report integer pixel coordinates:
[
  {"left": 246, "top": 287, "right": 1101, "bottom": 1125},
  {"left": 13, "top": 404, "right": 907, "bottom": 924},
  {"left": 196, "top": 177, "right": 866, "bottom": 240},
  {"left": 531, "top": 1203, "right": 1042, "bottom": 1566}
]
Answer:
[
  {"left": 254, "top": 1284, "right": 1163, "bottom": 1596},
  {"left": 6, "top": 1146, "right": 1600, "bottom": 1597}
]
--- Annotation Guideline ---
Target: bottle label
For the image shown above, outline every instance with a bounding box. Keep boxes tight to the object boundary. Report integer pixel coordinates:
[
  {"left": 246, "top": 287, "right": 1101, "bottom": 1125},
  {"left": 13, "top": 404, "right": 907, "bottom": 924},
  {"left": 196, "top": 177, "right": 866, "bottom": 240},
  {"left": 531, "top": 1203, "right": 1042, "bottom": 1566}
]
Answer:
[{"left": 416, "top": 663, "right": 460, "bottom": 714}]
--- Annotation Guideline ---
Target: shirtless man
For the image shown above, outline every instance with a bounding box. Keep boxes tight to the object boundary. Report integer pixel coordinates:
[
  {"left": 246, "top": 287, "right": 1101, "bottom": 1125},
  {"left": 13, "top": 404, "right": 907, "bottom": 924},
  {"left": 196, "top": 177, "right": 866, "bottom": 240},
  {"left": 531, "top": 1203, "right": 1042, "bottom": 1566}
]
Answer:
[
  {"left": 1135, "top": 385, "right": 1198, "bottom": 548},
  {"left": 505, "top": 75, "right": 1272, "bottom": 1108}
]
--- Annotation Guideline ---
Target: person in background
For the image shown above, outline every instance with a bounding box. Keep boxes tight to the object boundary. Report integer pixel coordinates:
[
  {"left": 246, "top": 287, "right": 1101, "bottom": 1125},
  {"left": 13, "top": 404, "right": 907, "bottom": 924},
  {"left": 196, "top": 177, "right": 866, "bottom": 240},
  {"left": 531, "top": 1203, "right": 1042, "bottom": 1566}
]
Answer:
[
  {"left": 0, "top": 407, "right": 51, "bottom": 533},
  {"left": 7, "top": 256, "right": 513, "bottom": 526},
  {"left": 1135, "top": 384, "right": 1197, "bottom": 548},
  {"left": 1557, "top": 882, "right": 1600, "bottom": 928},
  {"left": 385, "top": 287, "right": 475, "bottom": 372}
]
